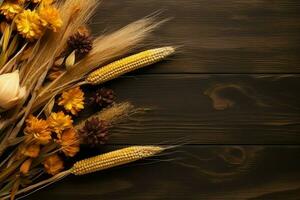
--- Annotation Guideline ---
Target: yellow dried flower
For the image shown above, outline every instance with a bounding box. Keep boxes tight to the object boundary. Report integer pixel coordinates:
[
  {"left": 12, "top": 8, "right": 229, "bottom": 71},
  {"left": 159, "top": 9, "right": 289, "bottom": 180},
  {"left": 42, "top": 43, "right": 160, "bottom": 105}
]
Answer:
[
  {"left": 58, "top": 128, "right": 80, "bottom": 157},
  {"left": 0, "top": 2, "right": 22, "bottom": 20},
  {"left": 20, "top": 143, "right": 40, "bottom": 158},
  {"left": 58, "top": 87, "right": 84, "bottom": 115},
  {"left": 48, "top": 112, "right": 73, "bottom": 137},
  {"left": 24, "top": 115, "right": 52, "bottom": 145},
  {"left": 38, "top": 5, "right": 62, "bottom": 32},
  {"left": 43, "top": 154, "right": 64, "bottom": 175},
  {"left": 15, "top": 9, "right": 44, "bottom": 40},
  {"left": 20, "top": 159, "right": 32, "bottom": 175}
]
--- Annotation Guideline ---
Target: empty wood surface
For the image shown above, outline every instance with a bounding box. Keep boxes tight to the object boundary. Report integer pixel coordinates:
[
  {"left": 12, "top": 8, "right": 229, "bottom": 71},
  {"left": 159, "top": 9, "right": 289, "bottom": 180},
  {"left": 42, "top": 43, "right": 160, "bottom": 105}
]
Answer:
[
  {"left": 90, "top": 0, "right": 300, "bottom": 73},
  {"left": 103, "top": 74, "right": 300, "bottom": 144},
  {"left": 27, "top": 146, "right": 300, "bottom": 200},
  {"left": 27, "top": 0, "right": 300, "bottom": 200}
]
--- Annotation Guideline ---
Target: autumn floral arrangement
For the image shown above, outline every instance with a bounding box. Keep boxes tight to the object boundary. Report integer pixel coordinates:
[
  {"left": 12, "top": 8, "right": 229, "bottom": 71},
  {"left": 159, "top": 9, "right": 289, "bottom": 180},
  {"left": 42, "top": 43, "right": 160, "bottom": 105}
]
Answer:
[{"left": 0, "top": 0, "right": 175, "bottom": 199}]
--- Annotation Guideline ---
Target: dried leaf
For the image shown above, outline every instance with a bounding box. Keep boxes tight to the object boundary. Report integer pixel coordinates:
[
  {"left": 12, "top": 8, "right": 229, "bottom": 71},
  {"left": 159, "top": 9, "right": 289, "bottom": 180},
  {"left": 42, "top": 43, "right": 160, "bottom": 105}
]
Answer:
[
  {"left": 44, "top": 98, "right": 55, "bottom": 117},
  {"left": 0, "top": 51, "right": 8, "bottom": 68},
  {"left": 7, "top": 35, "right": 19, "bottom": 57},
  {"left": 54, "top": 57, "right": 64, "bottom": 66},
  {"left": 0, "top": 159, "right": 24, "bottom": 184},
  {"left": 0, "top": 179, "right": 14, "bottom": 196},
  {"left": 10, "top": 177, "right": 20, "bottom": 200},
  {"left": 0, "top": 44, "right": 27, "bottom": 74},
  {"left": 1, "top": 25, "right": 11, "bottom": 52},
  {"left": 7, "top": 136, "right": 25, "bottom": 147},
  {"left": 65, "top": 51, "right": 76, "bottom": 70}
]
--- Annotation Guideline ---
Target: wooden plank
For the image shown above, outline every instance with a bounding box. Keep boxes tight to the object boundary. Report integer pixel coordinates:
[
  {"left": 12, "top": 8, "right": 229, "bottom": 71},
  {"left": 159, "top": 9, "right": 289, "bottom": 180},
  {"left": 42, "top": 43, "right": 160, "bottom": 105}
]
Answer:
[
  {"left": 79, "top": 74, "right": 300, "bottom": 144},
  {"left": 90, "top": 0, "right": 300, "bottom": 73},
  {"left": 23, "top": 145, "right": 300, "bottom": 200}
]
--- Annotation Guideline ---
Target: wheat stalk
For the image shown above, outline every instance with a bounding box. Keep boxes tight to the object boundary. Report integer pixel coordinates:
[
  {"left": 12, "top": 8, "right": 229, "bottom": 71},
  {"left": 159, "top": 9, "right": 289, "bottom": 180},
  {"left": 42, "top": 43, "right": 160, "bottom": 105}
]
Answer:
[{"left": 75, "top": 102, "right": 147, "bottom": 130}]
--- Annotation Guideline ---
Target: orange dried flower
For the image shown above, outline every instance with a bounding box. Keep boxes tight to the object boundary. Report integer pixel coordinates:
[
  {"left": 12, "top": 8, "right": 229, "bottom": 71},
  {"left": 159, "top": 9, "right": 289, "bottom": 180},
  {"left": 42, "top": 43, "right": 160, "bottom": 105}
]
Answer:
[
  {"left": 15, "top": 9, "right": 44, "bottom": 40},
  {"left": 58, "top": 128, "right": 80, "bottom": 157},
  {"left": 48, "top": 112, "right": 73, "bottom": 137},
  {"left": 38, "top": 5, "right": 62, "bottom": 32},
  {"left": 20, "top": 159, "right": 32, "bottom": 175},
  {"left": 25, "top": 115, "right": 52, "bottom": 145},
  {"left": 58, "top": 87, "right": 84, "bottom": 115},
  {"left": 0, "top": 2, "right": 22, "bottom": 20},
  {"left": 43, "top": 154, "right": 64, "bottom": 175},
  {"left": 20, "top": 143, "right": 40, "bottom": 158}
]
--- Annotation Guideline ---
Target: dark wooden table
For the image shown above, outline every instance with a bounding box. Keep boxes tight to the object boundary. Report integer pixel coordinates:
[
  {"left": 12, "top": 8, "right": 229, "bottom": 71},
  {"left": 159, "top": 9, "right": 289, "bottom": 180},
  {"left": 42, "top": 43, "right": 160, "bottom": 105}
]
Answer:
[{"left": 27, "top": 1, "right": 300, "bottom": 199}]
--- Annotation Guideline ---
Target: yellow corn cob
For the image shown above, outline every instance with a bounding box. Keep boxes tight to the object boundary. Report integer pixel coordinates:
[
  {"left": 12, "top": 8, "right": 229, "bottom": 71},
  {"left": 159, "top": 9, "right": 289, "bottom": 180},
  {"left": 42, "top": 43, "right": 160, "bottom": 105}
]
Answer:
[
  {"left": 71, "top": 146, "right": 164, "bottom": 175},
  {"left": 0, "top": 146, "right": 165, "bottom": 199},
  {"left": 86, "top": 46, "right": 175, "bottom": 85}
]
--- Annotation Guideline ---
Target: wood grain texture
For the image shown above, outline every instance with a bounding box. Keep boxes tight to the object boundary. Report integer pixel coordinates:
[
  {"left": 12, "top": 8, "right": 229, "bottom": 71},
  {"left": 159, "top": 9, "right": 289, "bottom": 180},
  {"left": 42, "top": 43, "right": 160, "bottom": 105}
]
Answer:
[
  {"left": 25, "top": 146, "right": 300, "bottom": 200},
  {"left": 82, "top": 74, "right": 300, "bottom": 144},
  {"left": 91, "top": 0, "right": 300, "bottom": 73}
]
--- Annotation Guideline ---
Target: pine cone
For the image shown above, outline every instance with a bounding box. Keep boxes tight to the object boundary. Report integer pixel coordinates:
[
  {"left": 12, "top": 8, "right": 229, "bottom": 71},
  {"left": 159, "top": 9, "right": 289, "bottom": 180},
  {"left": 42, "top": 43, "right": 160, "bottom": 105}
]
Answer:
[
  {"left": 79, "top": 117, "right": 109, "bottom": 147},
  {"left": 67, "top": 31, "right": 92, "bottom": 57},
  {"left": 90, "top": 88, "right": 115, "bottom": 108}
]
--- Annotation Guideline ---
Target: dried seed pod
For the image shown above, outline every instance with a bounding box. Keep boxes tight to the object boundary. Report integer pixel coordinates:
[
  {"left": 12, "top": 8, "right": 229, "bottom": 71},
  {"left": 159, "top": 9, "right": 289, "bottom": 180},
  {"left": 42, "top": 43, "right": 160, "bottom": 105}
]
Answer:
[
  {"left": 78, "top": 117, "right": 109, "bottom": 147},
  {"left": 67, "top": 30, "right": 92, "bottom": 57},
  {"left": 86, "top": 46, "right": 175, "bottom": 85},
  {"left": 89, "top": 88, "right": 115, "bottom": 108}
]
